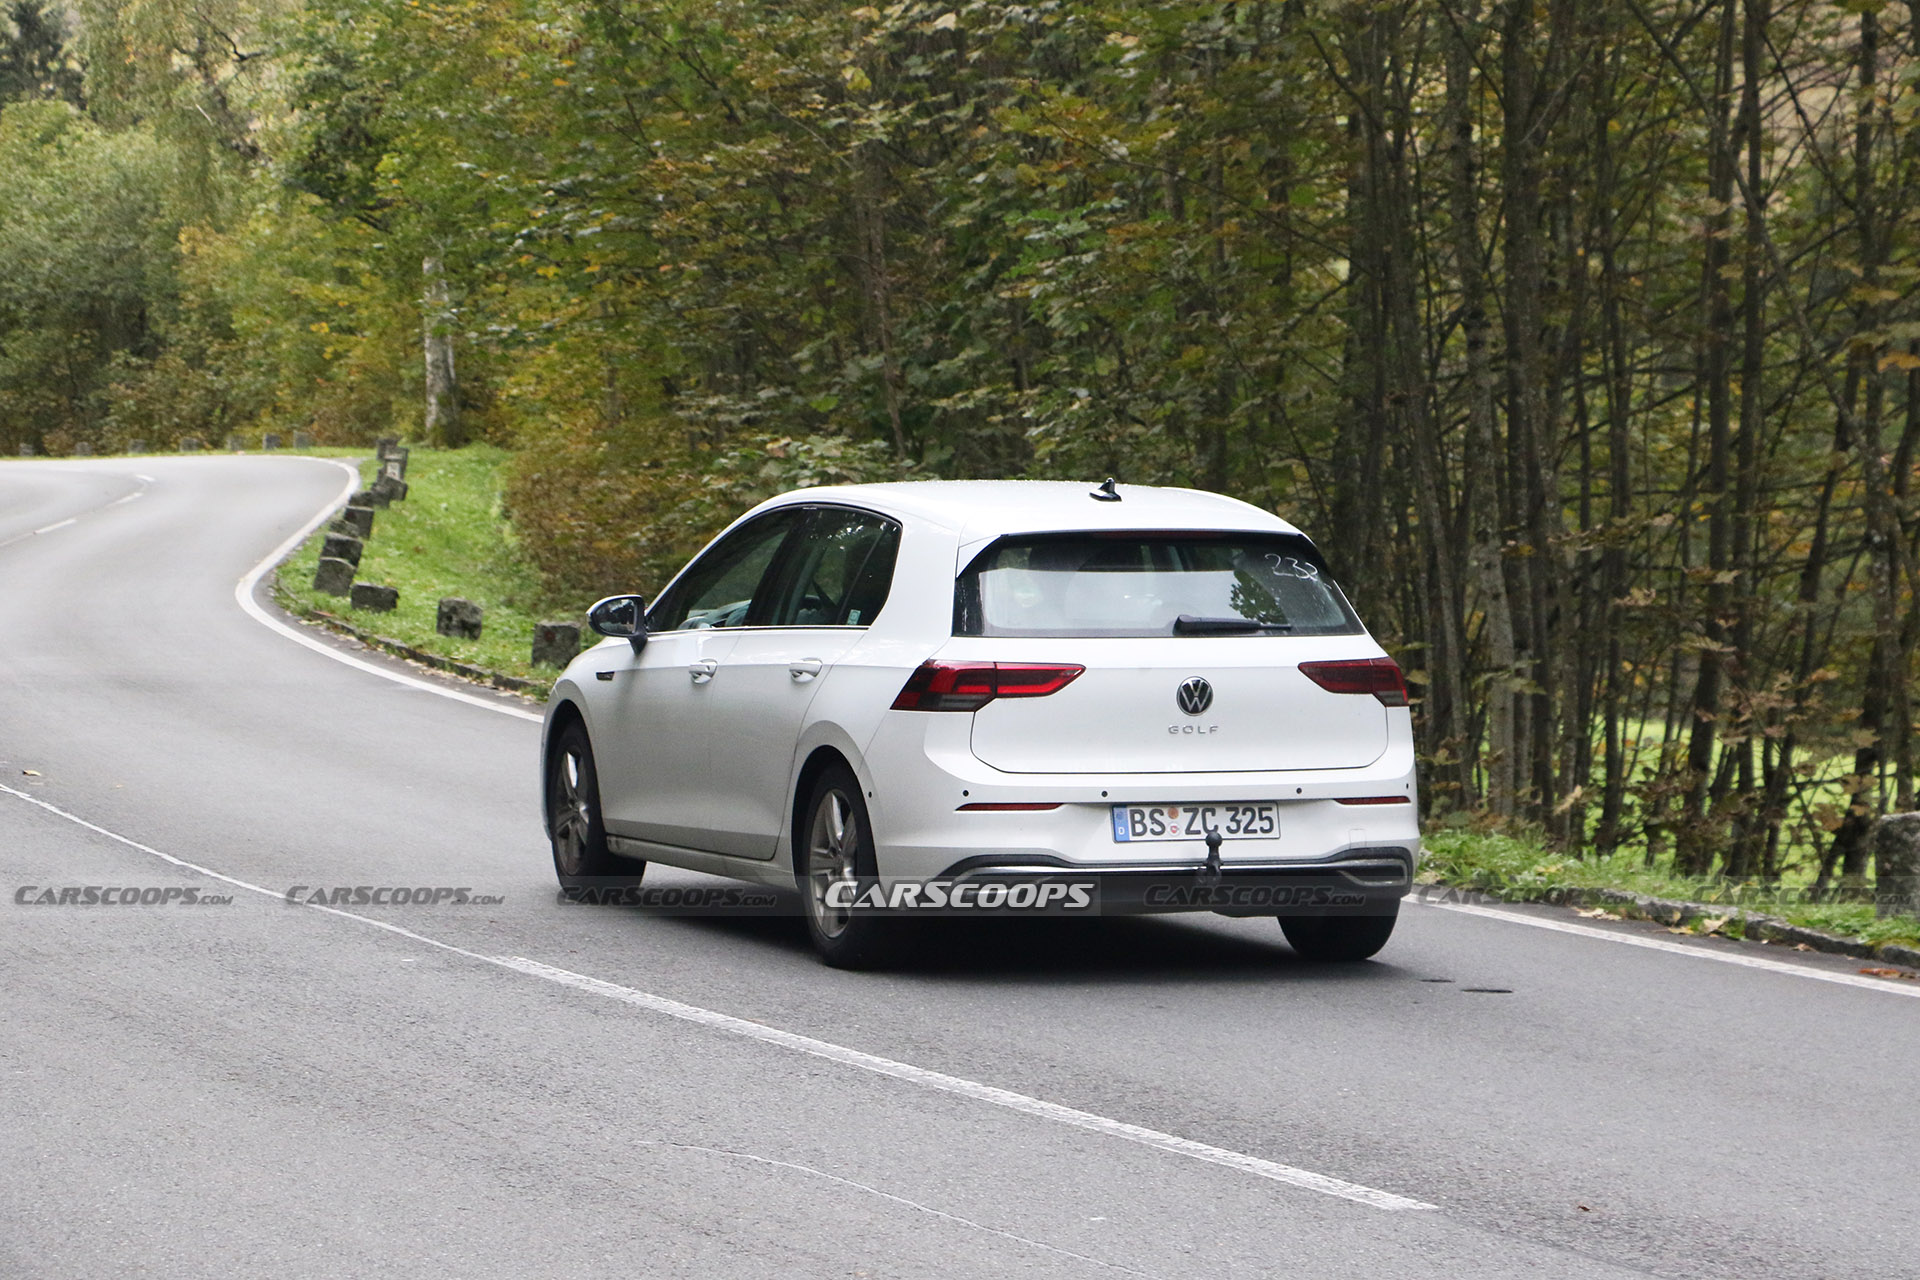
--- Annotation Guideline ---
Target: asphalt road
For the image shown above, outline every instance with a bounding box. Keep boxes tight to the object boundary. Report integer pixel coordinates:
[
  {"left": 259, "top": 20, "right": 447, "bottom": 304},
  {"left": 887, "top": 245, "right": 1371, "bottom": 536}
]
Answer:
[{"left": 2, "top": 455, "right": 1916, "bottom": 1279}]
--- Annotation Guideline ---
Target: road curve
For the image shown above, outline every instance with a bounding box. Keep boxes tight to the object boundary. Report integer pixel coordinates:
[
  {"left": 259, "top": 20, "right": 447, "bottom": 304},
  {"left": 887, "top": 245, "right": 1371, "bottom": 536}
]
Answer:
[{"left": 1, "top": 456, "right": 1915, "bottom": 1279}]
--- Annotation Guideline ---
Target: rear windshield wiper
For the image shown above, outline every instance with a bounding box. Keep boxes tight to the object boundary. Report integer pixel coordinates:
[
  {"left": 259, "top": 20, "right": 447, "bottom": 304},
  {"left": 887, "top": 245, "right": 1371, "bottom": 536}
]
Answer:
[{"left": 1172, "top": 615, "right": 1293, "bottom": 635}]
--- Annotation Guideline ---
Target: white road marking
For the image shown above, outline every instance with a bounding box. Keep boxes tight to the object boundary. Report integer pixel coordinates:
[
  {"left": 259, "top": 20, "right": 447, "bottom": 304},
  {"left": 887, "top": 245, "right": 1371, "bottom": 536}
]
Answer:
[
  {"left": 231, "top": 458, "right": 543, "bottom": 723},
  {"left": 135, "top": 474, "right": 155, "bottom": 483},
  {"left": 0, "top": 470, "right": 152, "bottom": 549},
  {"left": 0, "top": 780, "right": 1433, "bottom": 1213},
  {"left": 1410, "top": 898, "right": 1920, "bottom": 998},
  {"left": 497, "top": 955, "right": 1436, "bottom": 1210}
]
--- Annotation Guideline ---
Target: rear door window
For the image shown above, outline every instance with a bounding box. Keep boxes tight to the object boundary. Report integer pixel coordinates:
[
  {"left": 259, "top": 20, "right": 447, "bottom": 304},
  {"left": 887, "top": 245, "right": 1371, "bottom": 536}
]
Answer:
[
  {"left": 766, "top": 508, "right": 901, "bottom": 627},
  {"left": 954, "top": 533, "right": 1360, "bottom": 638}
]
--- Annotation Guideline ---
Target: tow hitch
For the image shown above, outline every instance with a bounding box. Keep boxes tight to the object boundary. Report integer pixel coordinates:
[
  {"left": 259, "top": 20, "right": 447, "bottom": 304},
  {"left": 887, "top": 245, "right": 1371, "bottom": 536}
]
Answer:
[{"left": 1199, "top": 825, "right": 1224, "bottom": 885}]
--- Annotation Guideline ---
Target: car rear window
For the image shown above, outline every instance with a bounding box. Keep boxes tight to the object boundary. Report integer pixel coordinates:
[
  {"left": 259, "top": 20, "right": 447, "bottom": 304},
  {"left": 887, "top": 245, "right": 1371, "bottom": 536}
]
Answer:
[{"left": 954, "top": 532, "right": 1361, "bottom": 638}]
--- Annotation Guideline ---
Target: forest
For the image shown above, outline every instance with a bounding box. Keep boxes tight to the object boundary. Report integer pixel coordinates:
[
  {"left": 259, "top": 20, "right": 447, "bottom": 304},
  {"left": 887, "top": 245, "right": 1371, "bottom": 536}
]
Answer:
[{"left": 3, "top": 0, "right": 1919, "bottom": 890}]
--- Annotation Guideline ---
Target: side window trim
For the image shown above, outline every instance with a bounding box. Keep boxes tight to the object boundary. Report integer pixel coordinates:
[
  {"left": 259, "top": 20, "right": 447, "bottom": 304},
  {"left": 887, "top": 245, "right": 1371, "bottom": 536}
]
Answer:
[{"left": 763, "top": 504, "right": 902, "bottom": 630}]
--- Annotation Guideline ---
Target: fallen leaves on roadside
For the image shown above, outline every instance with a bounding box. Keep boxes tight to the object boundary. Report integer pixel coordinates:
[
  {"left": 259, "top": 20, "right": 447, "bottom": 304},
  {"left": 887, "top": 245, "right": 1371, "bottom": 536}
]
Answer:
[
  {"left": 1576, "top": 907, "right": 1622, "bottom": 921},
  {"left": 1699, "top": 915, "right": 1731, "bottom": 936},
  {"left": 1793, "top": 943, "right": 1814, "bottom": 952},
  {"left": 1858, "top": 967, "right": 1918, "bottom": 982},
  {"left": 20, "top": 769, "right": 39, "bottom": 776}
]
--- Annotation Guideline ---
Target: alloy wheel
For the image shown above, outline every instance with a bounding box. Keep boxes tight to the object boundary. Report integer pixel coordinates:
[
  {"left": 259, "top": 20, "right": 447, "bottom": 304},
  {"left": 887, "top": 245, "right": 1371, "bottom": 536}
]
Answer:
[
  {"left": 552, "top": 747, "right": 593, "bottom": 878},
  {"left": 806, "top": 788, "right": 860, "bottom": 939}
]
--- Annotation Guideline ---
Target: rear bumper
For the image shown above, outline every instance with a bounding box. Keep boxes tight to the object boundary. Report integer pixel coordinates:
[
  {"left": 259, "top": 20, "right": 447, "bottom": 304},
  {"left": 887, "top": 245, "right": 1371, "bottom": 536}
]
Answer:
[
  {"left": 857, "top": 709, "right": 1420, "bottom": 882},
  {"left": 933, "top": 847, "right": 1414, "bottom": 916}
]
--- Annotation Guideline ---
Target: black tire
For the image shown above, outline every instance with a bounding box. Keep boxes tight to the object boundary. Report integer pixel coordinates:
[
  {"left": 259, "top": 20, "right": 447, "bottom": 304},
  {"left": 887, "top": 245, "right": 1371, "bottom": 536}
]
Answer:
[
  {"left": 548, "top": 719, "right": 644, "bottom": 900},
  {"left": 797, "top": 764, "right": 903, "bottom": 969},
  {"left": 1279, "top": 905, "right": 1398, "bottom": 961}
]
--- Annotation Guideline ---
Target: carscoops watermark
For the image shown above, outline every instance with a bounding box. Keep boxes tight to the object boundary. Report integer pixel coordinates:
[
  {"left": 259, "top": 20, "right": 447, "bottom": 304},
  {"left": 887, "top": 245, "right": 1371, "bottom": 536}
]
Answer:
[
  {"left": 557, "top": 884, "right": 784, "bottom": 911},
  {"left": 1142, "top": 883, "right": 1369, "bottom": 909},
  {"left": 15, "top": 885, "right": 233, "bottom": 906},
  {"left": 825, "top": 879, "right": 1098, "bottom": 913},
  {"left": 283, "top": 885, "right": 504, "bottom": 907}
]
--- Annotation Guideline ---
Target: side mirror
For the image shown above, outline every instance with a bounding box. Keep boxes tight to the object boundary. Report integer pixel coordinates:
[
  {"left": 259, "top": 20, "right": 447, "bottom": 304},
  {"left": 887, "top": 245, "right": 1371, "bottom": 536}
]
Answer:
[{"left": 587, "top": 594, "right": 649, "bottom": 654}]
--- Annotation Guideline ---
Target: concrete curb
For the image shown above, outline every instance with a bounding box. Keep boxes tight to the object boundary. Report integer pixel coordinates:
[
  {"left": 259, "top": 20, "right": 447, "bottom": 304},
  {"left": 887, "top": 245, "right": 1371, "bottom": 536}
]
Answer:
[
  {"left": 1465, "top": 883, "right": 1920, "bottom": 969},
  {"left": 273, "top": 592, "right": 545, "bottom": 699}
]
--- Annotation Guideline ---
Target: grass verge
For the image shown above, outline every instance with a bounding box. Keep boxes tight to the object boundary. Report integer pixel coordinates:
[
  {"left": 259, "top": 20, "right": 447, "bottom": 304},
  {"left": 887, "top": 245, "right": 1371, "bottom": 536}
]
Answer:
[
  {"left": 1423, "top": 827, "right": 1920, "bottom": 950},
  {"left": 275, "top": 444, "right": 585, "bottom": 683}
]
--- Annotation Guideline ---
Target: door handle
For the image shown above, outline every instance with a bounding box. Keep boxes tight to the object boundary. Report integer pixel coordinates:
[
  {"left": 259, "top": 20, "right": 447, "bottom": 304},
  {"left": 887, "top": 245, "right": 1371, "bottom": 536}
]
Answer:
[
  {"left": 688, "top": 659, "right": 718, "bottom": 684},
  {"left": 789, "top": 658, "right": 824, "bottom": 682}
]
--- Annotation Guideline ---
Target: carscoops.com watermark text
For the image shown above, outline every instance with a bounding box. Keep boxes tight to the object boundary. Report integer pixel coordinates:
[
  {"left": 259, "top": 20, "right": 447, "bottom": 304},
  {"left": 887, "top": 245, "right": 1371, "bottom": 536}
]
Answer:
[
  {"left": 283, "top": 885, "right": 504, "bottom": 907},
  {"left": 15, "top": 885, "right": 233, "bottom": 906},
  {"left": 559, "top": 884, "right": 784, "bottom": 910}
]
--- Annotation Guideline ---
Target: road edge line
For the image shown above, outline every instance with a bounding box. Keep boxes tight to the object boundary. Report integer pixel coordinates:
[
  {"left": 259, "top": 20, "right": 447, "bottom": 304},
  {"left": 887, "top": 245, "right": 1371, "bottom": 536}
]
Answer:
[
  {"left": 1408, "top": 897, "right": 1920, "bottom": 998},
  {"left": 0, "top": 780, "right": 1433, "bottom": 1213},
  {"left": 232, "top": 458, "right": 543, "bottom": 724}
]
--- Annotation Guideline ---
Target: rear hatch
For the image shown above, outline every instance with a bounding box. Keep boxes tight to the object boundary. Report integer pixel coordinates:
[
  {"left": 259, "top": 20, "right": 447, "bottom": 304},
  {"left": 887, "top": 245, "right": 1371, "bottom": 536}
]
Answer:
[
  {"left": 949, "top": 531, "right": 1396, "bottom": 775},
  {"left": 962, "top": 640, "right": 1391, "bottom": 773}
]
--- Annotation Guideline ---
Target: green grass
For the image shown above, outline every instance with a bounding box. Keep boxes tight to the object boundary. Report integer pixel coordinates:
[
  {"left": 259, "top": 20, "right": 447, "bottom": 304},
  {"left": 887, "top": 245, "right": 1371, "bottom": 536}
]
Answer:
[
  {"left": 1423, "top": 827, "right": 1920, "bottom": 949},
  {"left": 276, "top": 444, "right": 582, "bottom": 682}
]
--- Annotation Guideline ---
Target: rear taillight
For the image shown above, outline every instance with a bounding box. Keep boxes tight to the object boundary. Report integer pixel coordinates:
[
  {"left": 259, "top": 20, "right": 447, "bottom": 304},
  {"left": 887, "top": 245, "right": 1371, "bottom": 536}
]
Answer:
[
  {"left": 891, "top": 661, "right": 1086, "bottom": 712},
  {"left": 1298, "top": 657, "right": 1408, "bottom": 707}
]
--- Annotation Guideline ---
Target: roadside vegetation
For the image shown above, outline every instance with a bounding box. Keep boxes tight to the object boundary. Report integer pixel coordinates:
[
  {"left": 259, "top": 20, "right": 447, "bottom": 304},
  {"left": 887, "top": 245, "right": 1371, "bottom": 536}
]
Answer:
[
  {"left": 5, "top": 0, "right": 1920, "bottom": 919},
  {"left": 276, "top": 446, "right": 577, "bottom": 683},
  {"left": 1425, "top": 827, "right": 1920, "bottom": 950}
]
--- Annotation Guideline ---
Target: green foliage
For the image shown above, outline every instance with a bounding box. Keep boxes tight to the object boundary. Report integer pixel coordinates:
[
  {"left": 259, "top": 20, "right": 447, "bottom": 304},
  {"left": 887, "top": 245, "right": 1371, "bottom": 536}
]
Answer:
[
  {"left": 0, "top": 103, "right": 180, "bottom": 451},
  {"left": 0, "top": 0, "right": 83, "bottom": 105},
  {"left": 277, "top": 445, "right": 559, "bottom": 678},
  {"left": 1421, "top": 829, "right": 1920, "bottom": 949}
]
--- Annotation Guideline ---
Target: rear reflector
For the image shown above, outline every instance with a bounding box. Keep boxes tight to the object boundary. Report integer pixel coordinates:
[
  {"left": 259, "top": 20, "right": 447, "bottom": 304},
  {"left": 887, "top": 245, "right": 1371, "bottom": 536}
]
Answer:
[
  {"left": 956, "top": 802, "right": 1063, "bottom": 812},
  {"left": 891, "top": 661, "right": 1086, "bottom": 712},
  {"left": 1335, "top": 795, "right": 1412, "bottom": 805},
  {"left": 1298, "top": 657, "right": 1409, "bottom": 707}
]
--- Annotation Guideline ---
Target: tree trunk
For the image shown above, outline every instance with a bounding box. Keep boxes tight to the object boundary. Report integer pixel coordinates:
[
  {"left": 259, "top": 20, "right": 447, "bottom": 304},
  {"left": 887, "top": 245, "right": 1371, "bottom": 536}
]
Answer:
[
  {"left": 1447, "top": 0, "right": 1518, "bottom": 816},
  {"left": 1675, "top": 0, "right": 1738, "bottom": 877},
  {"left": 422, "top": 254, "right": 465, "bottom": 448}
]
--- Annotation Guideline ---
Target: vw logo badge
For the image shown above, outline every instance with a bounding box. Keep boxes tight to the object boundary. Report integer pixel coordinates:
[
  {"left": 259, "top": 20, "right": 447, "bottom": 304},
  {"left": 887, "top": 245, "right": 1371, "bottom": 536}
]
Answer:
[{"left": 1176, "top": 676, "right": 1214, "bottom": 716}]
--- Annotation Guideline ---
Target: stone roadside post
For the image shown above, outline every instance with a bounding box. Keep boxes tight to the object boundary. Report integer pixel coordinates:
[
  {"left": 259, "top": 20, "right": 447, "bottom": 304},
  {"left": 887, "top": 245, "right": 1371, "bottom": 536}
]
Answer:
[
  {"left": 437, "top": 598, "right": 483, "bottom": 639},
  {"left": 320, "top": 533, "right": 363, "bottom": 568},
  {"left": 313, "top": 557, "right": 354, "bottom": 596},
  {"left": 332, "top": 505, "right": 375, "bottom": 539},
  {"left": 1874, "top": 813, "right": 1920, "bottom": 920},
  {"left": 350, "top": 583, "right": 398, "bottom": 612},
  {"left": 532, "top": 622, "right": 581, "bottom": 668}
]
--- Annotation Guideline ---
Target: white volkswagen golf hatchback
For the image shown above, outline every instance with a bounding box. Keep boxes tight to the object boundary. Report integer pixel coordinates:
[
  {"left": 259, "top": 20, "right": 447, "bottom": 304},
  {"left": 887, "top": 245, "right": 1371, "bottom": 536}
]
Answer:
[{"left": 542, "top": 480, "right": 1418, "bottom": 967}]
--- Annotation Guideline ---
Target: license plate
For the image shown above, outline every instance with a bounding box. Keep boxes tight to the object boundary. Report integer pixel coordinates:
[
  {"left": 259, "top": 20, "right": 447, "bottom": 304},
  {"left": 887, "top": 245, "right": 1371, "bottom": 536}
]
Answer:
[{"left": 1111, "top": 803, "right": 1280, "bottom": 843}]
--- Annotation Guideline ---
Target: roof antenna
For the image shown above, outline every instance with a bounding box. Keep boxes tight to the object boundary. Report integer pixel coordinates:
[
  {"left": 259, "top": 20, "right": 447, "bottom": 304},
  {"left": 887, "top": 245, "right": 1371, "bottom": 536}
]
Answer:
[{"left": 1090, "top": 477, "right": 1122, "bottom": 502}]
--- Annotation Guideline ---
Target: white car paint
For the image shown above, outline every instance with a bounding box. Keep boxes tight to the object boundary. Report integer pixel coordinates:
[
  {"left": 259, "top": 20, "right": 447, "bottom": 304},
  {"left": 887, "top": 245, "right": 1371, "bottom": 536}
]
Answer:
[{"left": 542, "top": 480, "right": 1419, "bottom": 894}]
